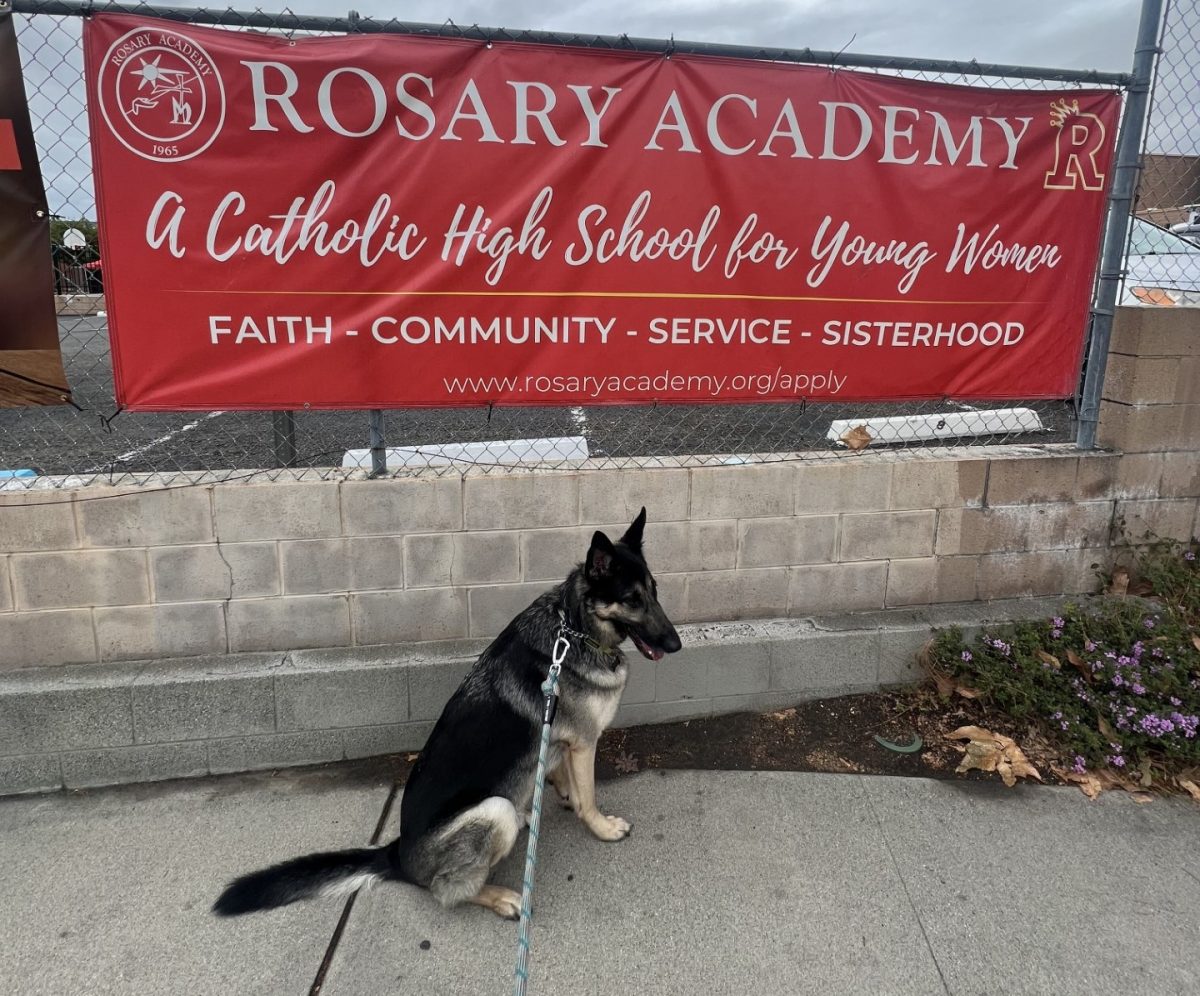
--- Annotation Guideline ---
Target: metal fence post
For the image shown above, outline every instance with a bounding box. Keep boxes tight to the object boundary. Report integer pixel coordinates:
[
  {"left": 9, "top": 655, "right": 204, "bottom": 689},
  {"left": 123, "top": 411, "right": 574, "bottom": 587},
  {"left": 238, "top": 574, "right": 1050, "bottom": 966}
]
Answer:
[
  {"left": 1076, "top": 0, "right": 1164, "bottom": 450},
  {"left": 368, "top": 409, "right": 387, "bottom": 477},
  {"left": 271, "top": 411, "right": 297, "bottom": 467}
]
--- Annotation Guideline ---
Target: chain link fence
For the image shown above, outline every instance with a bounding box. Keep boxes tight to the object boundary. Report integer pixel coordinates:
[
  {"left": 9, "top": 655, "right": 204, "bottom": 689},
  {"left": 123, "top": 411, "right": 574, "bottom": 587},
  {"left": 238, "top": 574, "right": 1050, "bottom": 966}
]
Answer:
[
  {"left": 1128, "top": 0, "right": 1200, "bottom": 306},
  {"left": 1, "top": 1, "right": 1166, "bottom": 487}
]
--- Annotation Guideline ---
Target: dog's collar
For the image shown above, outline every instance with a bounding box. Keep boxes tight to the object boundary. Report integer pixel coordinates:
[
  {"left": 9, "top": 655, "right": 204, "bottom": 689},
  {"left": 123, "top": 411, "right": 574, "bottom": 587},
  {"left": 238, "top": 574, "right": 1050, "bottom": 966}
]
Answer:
[{"left": 556, "top": 608, "right": 620, "bottom": 666}]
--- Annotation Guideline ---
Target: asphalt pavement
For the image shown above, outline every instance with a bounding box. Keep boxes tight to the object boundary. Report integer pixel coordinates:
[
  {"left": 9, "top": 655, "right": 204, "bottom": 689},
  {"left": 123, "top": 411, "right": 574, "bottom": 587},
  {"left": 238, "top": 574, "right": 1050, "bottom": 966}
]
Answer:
[{"left": 3, "top": 762, "right": 1196, "bottom": 996}]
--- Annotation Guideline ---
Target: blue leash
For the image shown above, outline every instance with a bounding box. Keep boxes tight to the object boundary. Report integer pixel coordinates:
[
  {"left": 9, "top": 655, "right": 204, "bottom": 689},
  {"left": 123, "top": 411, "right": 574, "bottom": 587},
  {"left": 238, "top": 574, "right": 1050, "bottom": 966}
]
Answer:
[{"left": 513, "top": 634, "right": 566, "bottom": 995}]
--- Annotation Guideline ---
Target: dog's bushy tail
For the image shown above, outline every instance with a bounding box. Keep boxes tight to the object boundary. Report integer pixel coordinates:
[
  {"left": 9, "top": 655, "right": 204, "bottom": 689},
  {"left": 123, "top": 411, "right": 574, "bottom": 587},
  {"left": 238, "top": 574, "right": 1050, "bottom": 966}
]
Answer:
[{"left": 212, "top": 846, "right": 392, "bottom": 916}]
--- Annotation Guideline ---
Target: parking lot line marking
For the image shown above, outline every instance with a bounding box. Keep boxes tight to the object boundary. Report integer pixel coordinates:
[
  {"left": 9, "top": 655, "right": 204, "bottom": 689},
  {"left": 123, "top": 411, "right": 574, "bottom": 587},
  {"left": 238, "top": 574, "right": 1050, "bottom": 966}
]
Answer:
[{"left": 84, "top": 411, "right": 227, "bottom": 473}]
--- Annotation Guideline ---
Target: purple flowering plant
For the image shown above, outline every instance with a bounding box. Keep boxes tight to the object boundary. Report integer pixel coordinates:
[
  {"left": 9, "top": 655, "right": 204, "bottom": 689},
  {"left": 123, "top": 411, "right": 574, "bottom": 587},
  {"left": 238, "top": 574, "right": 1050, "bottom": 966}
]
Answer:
[{"left": 926, "top": 542, "right": 1200, "bottom": 774}]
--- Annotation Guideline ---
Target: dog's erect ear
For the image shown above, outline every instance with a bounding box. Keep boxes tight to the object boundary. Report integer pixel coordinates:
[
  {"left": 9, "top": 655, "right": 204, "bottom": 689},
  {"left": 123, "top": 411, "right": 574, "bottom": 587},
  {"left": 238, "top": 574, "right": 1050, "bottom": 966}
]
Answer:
[
  {"left": 619, "top": 507, "right": 647, "bottom": 553},
  {"left": 586, "top": 530, "right": 617, "bottom": 578}
]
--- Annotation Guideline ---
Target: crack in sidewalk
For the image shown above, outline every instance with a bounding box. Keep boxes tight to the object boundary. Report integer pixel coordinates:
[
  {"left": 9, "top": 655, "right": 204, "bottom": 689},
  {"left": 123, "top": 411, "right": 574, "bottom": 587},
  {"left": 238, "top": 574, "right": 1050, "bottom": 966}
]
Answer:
[
  {"left": 860, "top": 779, "right": 953, "bottom": 996},
  {"left": 307, "top": 782, "right": 401, "bottom": 996}
]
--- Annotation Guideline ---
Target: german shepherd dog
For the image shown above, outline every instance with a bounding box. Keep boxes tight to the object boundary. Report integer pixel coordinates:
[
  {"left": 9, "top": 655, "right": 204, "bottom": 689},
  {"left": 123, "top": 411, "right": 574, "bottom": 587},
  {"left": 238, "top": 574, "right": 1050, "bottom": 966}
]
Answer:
[{"left": 213, "top": 508, "right": 681, "bottom": 920}]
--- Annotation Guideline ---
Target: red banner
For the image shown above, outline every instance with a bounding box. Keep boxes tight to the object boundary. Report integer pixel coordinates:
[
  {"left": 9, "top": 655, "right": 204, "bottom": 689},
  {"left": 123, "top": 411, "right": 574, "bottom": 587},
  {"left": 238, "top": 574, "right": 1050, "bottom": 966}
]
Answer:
[{"left": 85, "top": 14, "right": 1119, "bottom": 410}]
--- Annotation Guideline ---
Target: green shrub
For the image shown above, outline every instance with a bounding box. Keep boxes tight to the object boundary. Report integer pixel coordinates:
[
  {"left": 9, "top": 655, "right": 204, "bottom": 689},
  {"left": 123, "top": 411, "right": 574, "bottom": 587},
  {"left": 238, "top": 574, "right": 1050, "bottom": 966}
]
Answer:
[
  {"left": 925, "top": 543, "right": 1199, "bottom": 775},
  {"left": 1136, "top": 541, "right": 1200, "bottom": 629}
]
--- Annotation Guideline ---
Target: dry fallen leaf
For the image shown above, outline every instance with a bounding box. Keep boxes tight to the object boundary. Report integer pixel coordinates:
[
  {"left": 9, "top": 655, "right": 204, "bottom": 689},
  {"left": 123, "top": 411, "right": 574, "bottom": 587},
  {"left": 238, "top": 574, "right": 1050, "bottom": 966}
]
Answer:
[
  {"left": 1055, "top": 763, "right": 1197, "bottom": 802},
  {"left": 1066, "top": 648, "right": 1091, "bottom": 681},
  {"left": 932, "top": 670, "right": 957, "bottom": 699},
  {"left": 1106, "top": 567, "right": 1130, "bottom": 596},
  {"left": 769, "top": 707, "right": 797, "bottom": 721},
  {"left": 947, "top": 726, "right": 1042, "bottom": 787},
  {"left": 1178, "top": 779, "right": 1200, "bottom": 803},
  {"left": 1192, "top": 634, "right": 1200, "bottom": 653},
  {"left": 1095, "top": 768, "right": 1150, "bottom": 797},
  {"left": 613, "top": 751, "right": 640, "bottom": 774},
  {"left": 1130, "top": 287, "right": 1177, "bottom": 307},
  {"left": 926, "top": 663, "right": 978, "bottom": 700},
  {"left": 919, "top": 642, "right": 979, "bottom": 699},
  {"left": 1098, "top": 715, "right": 1115, "bottom": 740},
  {"left": 840, "top": 425, "right": 873, "bottom": 450},
  {"left": 1054, "top": 766, "right": 1103, "bottom": 800},
  {"left": 1055, "top": 766, "right": 1144, "bottom": 801},
  {"left": 1037, "top": 650, "right": 1061, "bottom": 670}
]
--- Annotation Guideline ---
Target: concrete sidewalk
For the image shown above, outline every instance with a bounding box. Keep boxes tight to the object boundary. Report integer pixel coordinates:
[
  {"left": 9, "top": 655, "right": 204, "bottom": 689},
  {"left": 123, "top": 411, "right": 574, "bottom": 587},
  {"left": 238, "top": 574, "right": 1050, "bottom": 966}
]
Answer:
[{"left": 3, "top": 764, "right": 1197, "bottom": 996}]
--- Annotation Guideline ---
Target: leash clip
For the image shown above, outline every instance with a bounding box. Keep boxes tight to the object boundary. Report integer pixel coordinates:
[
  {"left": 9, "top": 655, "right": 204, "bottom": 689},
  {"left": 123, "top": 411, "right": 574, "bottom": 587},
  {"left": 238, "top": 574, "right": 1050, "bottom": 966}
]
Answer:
[
  {"left": 551, "top": 636, "right": 569, "bottom": 668},
  {"left": 543, "top": 649, "right": 563, "bottom": 725}
]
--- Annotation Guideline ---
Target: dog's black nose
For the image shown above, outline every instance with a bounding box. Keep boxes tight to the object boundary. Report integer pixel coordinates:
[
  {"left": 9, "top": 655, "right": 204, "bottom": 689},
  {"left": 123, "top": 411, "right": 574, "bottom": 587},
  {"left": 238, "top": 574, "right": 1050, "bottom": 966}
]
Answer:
[{"left": 662, "top": 631, "right": 682, "bottom": 654}]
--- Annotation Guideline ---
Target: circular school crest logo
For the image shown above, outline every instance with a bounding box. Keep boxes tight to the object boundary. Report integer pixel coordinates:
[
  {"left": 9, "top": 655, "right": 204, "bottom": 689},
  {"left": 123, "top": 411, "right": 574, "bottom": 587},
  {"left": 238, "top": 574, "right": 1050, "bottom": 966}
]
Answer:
[{"left": 97, "top": 27, "right": 225, "bottom": 163}]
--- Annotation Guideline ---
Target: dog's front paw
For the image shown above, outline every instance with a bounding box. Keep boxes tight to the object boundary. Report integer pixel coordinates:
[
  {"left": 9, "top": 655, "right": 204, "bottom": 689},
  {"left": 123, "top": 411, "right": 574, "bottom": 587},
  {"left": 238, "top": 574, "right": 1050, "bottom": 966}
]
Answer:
[
  {"left": 492, "top": 890, "right": 522, "bottom": 921},
  {"left": 588, "top": 814, "right": 632, "bottom": 842}
]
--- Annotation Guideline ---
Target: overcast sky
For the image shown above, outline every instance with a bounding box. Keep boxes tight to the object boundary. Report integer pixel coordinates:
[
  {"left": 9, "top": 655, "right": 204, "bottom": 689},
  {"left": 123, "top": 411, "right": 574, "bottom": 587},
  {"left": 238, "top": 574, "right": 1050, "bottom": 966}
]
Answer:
[{"left": 324, "top": 0, "right": 1144, "bottom": 73}]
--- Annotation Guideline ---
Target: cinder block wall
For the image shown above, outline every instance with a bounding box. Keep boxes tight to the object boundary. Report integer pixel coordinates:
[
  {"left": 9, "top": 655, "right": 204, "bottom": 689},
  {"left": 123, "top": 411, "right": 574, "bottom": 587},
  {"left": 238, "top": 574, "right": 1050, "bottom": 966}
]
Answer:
[
  {"left": 0, "top": 306, "right": 1196, "bottom": 673},
  {"left": 1100, "top": 306, "right": 1200, "bottom": 486}
]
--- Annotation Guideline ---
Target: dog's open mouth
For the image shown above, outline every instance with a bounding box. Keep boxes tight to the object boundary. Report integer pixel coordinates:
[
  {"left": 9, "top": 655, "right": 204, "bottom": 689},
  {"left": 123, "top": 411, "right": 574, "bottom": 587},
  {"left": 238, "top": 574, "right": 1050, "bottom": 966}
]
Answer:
[{"left": 630, "top": 631, "right": 666, "bottom": 662}]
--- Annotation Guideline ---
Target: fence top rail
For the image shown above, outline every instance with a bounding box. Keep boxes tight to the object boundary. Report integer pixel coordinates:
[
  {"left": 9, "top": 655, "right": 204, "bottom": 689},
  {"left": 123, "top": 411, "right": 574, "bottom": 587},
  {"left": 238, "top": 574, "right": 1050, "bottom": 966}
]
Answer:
[{"left": 9, "top": 0, "right": 1132, "bottom": 87}]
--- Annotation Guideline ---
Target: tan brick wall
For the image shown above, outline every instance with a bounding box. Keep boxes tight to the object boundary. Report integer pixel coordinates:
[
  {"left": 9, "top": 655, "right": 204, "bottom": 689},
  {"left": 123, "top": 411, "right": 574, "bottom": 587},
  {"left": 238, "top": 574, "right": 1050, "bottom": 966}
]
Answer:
[
  {"left": 0, "top": 306, "right": 1196, "bottom": 671},
  {"left": 1100, "top": 308, "right": 1200, "bottom": 455}
]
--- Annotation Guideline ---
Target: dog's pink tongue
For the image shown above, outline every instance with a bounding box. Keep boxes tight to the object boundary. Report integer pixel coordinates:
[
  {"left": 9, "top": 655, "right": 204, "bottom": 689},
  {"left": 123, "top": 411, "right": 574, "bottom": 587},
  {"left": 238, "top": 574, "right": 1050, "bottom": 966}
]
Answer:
[{"left": 633, "top": 634, "right": 662, "bottom": 661}]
